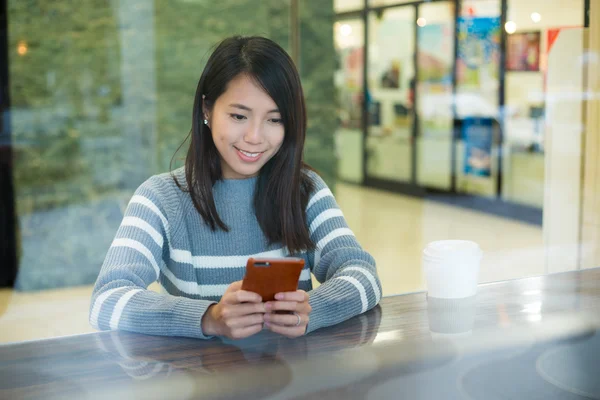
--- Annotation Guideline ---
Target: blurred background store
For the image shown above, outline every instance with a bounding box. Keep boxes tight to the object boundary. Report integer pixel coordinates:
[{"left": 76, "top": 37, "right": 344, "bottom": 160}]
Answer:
[
  {"left": 335, "top": 0, "right": 584, "bottom": 216},
  {"left": 0, "top": 0, "right": 598, "bottom": 342}
]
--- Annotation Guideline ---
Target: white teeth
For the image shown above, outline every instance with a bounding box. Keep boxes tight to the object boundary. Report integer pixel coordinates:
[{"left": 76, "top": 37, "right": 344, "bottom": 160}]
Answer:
[{"left": 239, "top": 149, "right": 260, "bottom": 158}]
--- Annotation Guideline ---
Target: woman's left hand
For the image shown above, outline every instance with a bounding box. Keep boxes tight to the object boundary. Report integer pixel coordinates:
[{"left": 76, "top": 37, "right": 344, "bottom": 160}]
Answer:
[{"left": 264, "top": 290, "right": 311, "bottom": 338}]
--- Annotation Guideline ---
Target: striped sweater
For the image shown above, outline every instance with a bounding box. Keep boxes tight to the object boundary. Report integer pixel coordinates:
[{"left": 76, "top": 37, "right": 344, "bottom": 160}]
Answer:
[{"left": 89, "top": 167, "right": 381, "bottom": 339}]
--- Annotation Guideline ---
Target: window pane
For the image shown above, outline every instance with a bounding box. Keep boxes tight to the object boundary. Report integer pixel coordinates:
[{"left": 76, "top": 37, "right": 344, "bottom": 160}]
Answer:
[
  {"left": 335, "top": 19, "right": 365, "bottom": 183},
  {"left": 335, "top": 0, "right": 364, "bottom": 13},
  {"left": 366, "top": 7, "right": 415, "bottom": 183},
  {"left": 415, "top": 2, "right": 455, "bottom": 190}
]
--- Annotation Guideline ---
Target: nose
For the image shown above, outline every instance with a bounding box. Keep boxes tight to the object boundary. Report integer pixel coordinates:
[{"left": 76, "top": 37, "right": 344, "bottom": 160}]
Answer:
[{"left": 243, "top": 122, "right": 263, "bottom": 145}]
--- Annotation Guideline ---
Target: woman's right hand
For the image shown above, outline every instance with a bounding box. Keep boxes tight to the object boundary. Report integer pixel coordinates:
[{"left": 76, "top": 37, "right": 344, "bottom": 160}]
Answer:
[{"left": 201, "top": 281, "right": 266, "bottom": 339}]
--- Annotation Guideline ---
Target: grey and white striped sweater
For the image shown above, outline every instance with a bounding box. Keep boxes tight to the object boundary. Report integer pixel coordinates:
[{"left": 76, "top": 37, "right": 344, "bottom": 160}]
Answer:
[{"left": 89, "top": 167, "right": 381, "bottom": 339}]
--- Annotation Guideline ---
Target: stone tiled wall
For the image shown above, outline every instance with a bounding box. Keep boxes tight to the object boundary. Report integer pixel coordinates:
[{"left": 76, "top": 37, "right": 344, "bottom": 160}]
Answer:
[
  {"left": 300, "top": 0, "right": 337, "bottom": 187},
  {"left": 8, "top": 0, "right": 335, "bottom": 290}
]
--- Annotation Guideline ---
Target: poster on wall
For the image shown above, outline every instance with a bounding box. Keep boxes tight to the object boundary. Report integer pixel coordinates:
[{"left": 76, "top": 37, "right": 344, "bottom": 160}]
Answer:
[
  {"left": 342, "top": 47, "right": 363, "bottom": 89},
  {"left": 463, "top": 117, "right": 493, "bottom": 177},
  {"left": 371, "top": 18, "right": 413, "bottom": 91},
  {"left": 418, "top": 23, "right": 454, "bottom": 84},
  {"left": 417, "top": 22, "right": 454, "bottom": 138},
  {"left": 506, "top": 32, "right": 541, "bottom": 71},
  {"left": 456, "top": 17, "right": 501, "bottom": 90},
  {"left": 338, "top": 46, "right": 364, "bottom": 128}
]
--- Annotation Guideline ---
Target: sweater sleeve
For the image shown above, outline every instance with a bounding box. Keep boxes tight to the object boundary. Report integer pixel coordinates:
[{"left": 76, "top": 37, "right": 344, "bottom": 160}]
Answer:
[
  {"left": 304, "top": 172, "right": 382, "bottom": 333},
  {"left": 89, "top": 176, "right": 216, "bottom": 339}
]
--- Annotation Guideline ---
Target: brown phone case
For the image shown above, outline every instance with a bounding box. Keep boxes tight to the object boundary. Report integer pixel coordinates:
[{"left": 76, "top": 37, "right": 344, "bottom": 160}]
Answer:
[{"left": 241, "top": 257, "right": 305, "bottom": 302}]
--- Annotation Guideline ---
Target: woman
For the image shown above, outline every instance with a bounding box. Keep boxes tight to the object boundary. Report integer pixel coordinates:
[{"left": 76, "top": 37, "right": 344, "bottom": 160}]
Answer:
[{"left": 89, "top": 36, "right": 381, "bottom": 340}]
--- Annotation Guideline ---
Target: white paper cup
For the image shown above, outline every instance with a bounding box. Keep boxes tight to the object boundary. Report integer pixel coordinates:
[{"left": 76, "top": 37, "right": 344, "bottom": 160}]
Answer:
[{"left": 423, "top": 240, "right": 482, "bottom": 299}]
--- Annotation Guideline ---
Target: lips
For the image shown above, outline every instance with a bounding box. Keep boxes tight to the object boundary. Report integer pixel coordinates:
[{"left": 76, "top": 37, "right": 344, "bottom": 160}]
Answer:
[
  {"left": 234, "top": 146, "right": 265, "bottom": 163},
  {"left": 238, "top": 149, "right": 261, "bottom": 158}
]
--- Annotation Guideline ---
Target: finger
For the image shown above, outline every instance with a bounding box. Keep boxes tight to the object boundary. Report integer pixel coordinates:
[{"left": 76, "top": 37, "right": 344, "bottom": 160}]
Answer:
[
  {"left": 231, "top": 324, "right": 264, "bottom": 340},
  {"left": 265, "top": 300, "right": 311, "bottom": 314},
  {"left": 265, "top": 301, "right": 298, "bottom": 312},
  {"left": 275, "top": 290, "right": 309, "bottom": 302},
  {"left": 292, "top": 301, "right": 312, "bottom": 315},
  {"left": 264, "top": 312, "right": 307, "bottom": 327},
  {"left": 264, "top": 322, "right": 305, "bottom": 338},
  {"left": 225, "top": 281, "right": 243, "bottom": 294},
  {"left": 222, "top": 303, "right": 266, "bottom": 318},
  {"left": 225, "top": 313, "right": 265, "bottom": 330},
  {"left": 223, "top": 290, "right": 262, "bottom": 305}
]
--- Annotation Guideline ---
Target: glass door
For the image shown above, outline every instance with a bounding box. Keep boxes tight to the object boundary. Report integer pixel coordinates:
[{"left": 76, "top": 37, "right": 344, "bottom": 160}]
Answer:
[
  {"left": 415, "top": 1, "right": 456, "bottom": 190},
  {"left": 366, "top": 6, "right": 416, "bottom": 184},
  {"left": 334, "top": 18, "right": 365, "bottom": 183},
  {"left": 454, "top": 0, "right": 502, "bottom": 197}
]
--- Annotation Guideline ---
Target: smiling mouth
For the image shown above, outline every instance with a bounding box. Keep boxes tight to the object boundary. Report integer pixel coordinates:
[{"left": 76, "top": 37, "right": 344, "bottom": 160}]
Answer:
[{"left": 234, "top": 147, "right": 264, "bottom": 158}]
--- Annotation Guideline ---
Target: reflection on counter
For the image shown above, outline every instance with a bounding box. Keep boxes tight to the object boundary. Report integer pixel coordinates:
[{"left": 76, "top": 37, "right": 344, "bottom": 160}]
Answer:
[
  {"left": 427, "top": 295, "right": 476, "bottom": 340},
  {"left": 1, "top": 268, "right": 600, "bottom": 399}
]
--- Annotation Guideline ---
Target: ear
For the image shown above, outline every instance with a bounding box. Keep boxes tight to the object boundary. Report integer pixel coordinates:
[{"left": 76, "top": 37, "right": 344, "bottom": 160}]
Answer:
[{"left": 202, "top": 95, "right": 210, "bottom": 121}]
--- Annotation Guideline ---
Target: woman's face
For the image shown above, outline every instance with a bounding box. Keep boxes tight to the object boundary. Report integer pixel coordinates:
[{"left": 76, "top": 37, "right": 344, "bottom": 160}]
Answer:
[{"left": 205, "top": 74, "right": 285, "bottom": 180}]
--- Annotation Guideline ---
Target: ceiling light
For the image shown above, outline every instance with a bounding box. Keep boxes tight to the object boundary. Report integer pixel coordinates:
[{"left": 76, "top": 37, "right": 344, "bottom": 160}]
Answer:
[
  {"left": 505, "top": 21, "right": 517, "bottom": 34},
  {"left": 17, "top": 41, "right": 28, "bottom": 56},
  {"left": 340, "top": 24, "right": 352, "bottom": 37}
]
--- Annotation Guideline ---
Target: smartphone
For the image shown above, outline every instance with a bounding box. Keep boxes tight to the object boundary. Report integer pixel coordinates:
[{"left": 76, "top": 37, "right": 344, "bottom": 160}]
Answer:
[{"left": 241, "top": 257, "right": 305, "bottom": 302}]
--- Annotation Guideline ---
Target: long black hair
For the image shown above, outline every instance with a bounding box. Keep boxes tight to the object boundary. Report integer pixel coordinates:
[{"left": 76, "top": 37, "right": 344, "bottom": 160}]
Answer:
[{"left": 173, "top": 36, "right": 316, "bottom": 253}]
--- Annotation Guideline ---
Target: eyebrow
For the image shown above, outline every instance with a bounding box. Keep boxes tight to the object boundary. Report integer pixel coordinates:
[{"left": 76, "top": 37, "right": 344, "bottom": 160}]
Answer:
[{"left": 229, "top": 103, "right": 279, "bottom": 113}]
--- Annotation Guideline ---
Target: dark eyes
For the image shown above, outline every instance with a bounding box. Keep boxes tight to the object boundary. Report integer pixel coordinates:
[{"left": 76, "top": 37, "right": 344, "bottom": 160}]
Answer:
[
  {"left": 230, "top": 113, "right": 246, "bottom": 121},
  {"left": 229, "top": 114, "right": 283, "bottom": 124}
]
